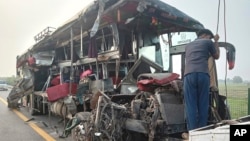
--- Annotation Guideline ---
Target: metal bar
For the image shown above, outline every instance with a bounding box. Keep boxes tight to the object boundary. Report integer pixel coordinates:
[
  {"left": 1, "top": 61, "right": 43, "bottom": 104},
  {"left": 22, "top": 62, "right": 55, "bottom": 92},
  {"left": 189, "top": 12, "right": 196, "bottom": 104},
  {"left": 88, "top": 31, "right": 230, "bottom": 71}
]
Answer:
[
  {"left": 95, "top": 59, "right": 99, "bottom": 80},
  {"left": 81, "top": 25, "right": 83, "bottom": 53},
  {"left": 95, "top": 96, "right": 103, "bottom": 128},
  {"left": 60, "top": 67, "right": 63, "bottom": 84},
  {"left": 70, "top": 28, "right": 74, "bottom": 95},
  {"left": 248, "top": 88, "right": 250, "bottom": 115}
]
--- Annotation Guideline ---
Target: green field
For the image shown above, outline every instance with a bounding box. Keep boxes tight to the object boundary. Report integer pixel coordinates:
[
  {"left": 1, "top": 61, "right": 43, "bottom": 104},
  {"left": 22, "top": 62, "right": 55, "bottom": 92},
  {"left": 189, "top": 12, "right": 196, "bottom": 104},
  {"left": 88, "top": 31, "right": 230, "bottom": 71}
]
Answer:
[{"left": 218, "top": 83, "right": 249, "bottom": 119}]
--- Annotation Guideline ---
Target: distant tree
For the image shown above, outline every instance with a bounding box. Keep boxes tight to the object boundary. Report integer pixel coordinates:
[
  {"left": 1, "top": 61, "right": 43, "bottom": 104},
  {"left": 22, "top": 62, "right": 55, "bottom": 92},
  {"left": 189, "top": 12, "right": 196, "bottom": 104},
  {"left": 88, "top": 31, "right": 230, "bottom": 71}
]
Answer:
[
  {"left": 5, "top": 75, "right": 17, "bottom": 86},
  {"left": 232, "top": 76, "right": 243, "bottom": 83}
]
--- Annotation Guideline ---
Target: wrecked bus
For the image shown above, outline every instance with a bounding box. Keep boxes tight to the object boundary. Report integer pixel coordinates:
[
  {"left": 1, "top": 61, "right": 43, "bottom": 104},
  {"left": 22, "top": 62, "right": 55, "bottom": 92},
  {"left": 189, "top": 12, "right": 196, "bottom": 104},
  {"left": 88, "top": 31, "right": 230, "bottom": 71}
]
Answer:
[{"left": 7, "top": 0, "right": 236, "bottom": 140}]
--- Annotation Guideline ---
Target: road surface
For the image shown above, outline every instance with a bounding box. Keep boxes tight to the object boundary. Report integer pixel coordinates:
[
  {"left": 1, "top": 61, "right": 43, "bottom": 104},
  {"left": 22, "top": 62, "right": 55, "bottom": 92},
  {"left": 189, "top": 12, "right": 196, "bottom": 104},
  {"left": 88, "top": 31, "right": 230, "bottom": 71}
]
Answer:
[{"left": 0, "top": 89, "right": 74, "bottom": 141}]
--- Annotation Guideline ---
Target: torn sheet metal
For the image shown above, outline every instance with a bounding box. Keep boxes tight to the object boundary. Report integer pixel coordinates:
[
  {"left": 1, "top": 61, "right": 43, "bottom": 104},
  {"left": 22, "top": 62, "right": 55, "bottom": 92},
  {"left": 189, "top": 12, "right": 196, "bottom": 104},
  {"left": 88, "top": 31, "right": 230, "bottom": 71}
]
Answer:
[
  {"left": 7, "top": 68, "right": 34, "bottom": 107},
  {"left": 90, "top": 0, "right": 106, "bottom": 37},
  {"left": 32, "top": 50, "right": 55, "bottom": 66}
]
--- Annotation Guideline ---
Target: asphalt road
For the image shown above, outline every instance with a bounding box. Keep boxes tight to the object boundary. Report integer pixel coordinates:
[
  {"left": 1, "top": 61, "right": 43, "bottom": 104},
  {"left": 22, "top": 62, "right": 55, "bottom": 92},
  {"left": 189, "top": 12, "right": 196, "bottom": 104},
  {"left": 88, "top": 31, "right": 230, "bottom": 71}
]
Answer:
[{"left": 0, "top": 89, "right": 74, "bottom": 141}]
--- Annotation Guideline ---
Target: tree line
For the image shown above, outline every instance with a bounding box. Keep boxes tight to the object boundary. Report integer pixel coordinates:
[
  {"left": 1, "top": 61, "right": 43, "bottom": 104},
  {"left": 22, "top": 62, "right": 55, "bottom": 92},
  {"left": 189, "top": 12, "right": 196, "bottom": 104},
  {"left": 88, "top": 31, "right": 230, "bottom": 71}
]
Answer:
[
  {"left": 218, "top": 76, "right": 249, "bottom": 84},
  {"left": 0, "top": 75, "right": 17, "bottom": 86}
]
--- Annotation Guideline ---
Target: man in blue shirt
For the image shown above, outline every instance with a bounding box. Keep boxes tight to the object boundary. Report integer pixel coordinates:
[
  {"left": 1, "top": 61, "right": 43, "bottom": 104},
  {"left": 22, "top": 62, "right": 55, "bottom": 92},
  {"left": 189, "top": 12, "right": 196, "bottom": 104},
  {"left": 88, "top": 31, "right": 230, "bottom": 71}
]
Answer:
[{"left": 184, "top": 29, "right": 220, "bottom": 131}]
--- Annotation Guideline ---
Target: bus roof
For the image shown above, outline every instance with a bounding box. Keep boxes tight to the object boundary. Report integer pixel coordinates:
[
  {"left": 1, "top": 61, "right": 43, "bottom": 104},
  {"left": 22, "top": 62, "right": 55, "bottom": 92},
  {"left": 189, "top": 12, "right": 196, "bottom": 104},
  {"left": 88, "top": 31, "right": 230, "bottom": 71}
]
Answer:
[{"left": 30, "top": 0, "right": 203, "bottom": 51}]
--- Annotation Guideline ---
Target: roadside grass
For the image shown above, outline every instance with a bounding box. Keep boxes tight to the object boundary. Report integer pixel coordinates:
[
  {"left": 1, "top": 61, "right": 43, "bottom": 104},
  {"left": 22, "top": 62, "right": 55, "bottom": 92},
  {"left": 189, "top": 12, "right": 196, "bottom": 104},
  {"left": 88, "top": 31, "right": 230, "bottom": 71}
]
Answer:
[
  {"left": 218, "top": 83, "right": 249, "bottom": 119},
  {"left": 227, "top": 97, "right": 248, "bottom": 119}
]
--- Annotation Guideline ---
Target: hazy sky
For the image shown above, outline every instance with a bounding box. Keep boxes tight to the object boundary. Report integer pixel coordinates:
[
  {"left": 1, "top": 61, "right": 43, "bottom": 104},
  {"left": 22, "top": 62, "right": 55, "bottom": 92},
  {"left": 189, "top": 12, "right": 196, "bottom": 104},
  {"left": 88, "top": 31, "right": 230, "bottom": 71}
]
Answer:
[{"left": 0, "top": 0, "right": 249, "bottom": 80}]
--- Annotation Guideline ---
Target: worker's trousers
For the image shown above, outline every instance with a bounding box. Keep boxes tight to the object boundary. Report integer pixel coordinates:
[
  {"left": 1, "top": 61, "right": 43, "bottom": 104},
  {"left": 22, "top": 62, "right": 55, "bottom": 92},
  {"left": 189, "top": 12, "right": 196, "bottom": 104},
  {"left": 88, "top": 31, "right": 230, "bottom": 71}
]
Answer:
[{"left": 184, "top": 72, "right": 210, "bottom": 131}]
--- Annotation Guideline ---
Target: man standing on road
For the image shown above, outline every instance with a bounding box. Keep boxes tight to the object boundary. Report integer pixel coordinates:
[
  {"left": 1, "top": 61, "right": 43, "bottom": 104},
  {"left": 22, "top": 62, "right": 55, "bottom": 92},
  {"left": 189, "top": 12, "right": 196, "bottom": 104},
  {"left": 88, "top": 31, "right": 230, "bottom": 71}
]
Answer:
[{"left": 184, "top": 29, "right": 220, "bottom": 131}]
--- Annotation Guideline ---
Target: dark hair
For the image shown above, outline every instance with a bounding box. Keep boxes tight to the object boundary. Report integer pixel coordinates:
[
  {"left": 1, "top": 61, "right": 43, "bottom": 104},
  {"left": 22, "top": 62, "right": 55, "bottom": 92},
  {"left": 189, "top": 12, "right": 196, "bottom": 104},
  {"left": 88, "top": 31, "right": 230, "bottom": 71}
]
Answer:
[{"left": 197, "top": 29, "right": 214, "bottom": 38}]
